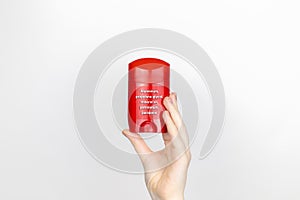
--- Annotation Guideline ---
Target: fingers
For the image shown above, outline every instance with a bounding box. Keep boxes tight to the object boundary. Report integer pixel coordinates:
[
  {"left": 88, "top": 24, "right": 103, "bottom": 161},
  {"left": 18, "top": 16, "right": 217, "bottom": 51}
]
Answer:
[
  {"left": 162, "top": 111, "right": 178, "bottom": 138},
  {"left": 122, "top": 129, "right": 152, "bottom": 154},
  {"left": 163, "top": 93, "right": 190, "bottom": 148},
  {"left": 169, "top": 92, "right": 178, "bottom": 111},
  {"left": 162, "top": 111, "right": 185, "bottom": 150},
  {"left": 163, "top": 93, "right": 183, "bottom": 129}
]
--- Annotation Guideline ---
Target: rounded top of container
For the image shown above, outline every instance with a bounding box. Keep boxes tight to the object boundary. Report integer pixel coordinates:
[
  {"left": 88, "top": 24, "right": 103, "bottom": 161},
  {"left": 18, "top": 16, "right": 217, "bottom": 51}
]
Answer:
[
  {"left": 128, "top": 58, "right": 170, "bottom": 84},
  {"left": 129, "top": 58, "right": 170, "bottom": 71}
]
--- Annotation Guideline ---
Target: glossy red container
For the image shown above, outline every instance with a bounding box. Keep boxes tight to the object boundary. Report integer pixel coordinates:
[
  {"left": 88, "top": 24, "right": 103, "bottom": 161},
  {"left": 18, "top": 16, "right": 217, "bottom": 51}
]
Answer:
[{"left": 128, "top": 58, "right": 170, "bottom": 133}]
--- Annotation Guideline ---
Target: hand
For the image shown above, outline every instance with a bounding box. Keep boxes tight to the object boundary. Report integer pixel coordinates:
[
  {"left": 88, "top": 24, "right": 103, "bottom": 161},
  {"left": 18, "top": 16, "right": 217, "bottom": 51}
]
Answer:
[{"left": 122, "top": 93, "right": 191, "bottom": 200}]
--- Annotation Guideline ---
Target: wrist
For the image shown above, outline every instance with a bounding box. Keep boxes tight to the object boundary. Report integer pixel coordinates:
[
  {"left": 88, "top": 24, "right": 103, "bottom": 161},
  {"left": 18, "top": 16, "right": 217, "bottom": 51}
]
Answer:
[
  {"left": 166, "top": 195, "right": 184, "bottom": 200},
  {"left": 151, "top": 194, "right": 184, "bottom": 200},
  {"left": 163, "top": 196, "right": 184, "bottom": 200}
]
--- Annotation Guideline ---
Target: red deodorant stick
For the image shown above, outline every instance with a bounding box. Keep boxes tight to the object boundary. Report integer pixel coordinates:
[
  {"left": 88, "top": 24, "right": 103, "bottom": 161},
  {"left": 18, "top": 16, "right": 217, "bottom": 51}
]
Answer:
[{"left": 128, "top": 58, "right": 170, "bottom": 133}]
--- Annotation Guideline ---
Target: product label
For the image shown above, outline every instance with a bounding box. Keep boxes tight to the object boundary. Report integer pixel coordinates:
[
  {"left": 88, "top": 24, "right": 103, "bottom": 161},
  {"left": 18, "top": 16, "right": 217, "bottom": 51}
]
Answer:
[{"left": 129, "top": 84, "right": 169, "bottom": 122}]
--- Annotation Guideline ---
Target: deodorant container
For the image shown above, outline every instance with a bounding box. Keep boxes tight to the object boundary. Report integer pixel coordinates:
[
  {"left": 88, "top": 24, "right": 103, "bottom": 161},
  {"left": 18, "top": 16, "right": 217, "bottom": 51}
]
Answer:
[{"left": 128, "top": 58, "right": 170, "bottom": 133}]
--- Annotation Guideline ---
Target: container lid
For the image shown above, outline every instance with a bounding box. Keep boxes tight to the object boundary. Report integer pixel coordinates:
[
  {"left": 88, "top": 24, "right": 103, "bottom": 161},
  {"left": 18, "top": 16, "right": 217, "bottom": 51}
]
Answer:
[{"left": 128, "top": 58, "right": 170, "bottom": 83}]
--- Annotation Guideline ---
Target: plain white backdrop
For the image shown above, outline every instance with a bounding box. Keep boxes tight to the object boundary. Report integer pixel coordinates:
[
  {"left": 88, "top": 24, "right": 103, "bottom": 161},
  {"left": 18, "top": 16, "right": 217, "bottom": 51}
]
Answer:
[{"left": 1, "top": 0, "right": 300, "bottom": 199}]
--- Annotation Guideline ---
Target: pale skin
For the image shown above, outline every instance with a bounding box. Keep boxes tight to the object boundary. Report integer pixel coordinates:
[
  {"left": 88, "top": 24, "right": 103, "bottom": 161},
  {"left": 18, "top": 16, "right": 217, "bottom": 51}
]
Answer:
[{"left": 122, "top": 93, "right": 191, "bottom": 200}]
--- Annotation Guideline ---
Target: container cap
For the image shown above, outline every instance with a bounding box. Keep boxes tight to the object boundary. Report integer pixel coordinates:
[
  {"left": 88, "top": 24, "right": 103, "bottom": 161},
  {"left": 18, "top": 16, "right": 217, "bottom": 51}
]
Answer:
[{"left": 128, "top": 58, "right": 170, "bottom": 83}]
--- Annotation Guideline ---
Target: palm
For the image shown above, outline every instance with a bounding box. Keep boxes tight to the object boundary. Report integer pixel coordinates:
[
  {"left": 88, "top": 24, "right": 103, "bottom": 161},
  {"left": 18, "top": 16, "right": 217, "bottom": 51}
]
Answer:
[{"left": 145, "top": 148, "right": 190, "bottom": 200}]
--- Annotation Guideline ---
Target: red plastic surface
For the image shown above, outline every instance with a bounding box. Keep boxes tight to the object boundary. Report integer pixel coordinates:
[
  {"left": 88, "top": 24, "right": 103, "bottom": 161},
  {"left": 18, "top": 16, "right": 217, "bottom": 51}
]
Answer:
[{"left": 128, "top": 58, "right": 170, "bottom": 133}]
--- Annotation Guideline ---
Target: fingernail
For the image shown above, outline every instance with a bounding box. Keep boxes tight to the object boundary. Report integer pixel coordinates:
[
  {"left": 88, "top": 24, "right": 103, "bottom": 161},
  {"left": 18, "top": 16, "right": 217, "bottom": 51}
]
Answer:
[
  {"left": 164, "top": 97, "right": 169, "bottom": 103},
  {"left": 166, "top": 97, "right": 172, "bottom": 104}
]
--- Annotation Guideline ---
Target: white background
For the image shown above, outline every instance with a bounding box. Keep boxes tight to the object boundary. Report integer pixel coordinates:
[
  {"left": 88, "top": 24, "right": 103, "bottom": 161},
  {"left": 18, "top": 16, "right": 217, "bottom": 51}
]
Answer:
[{"left": 1, "top": 0, "right": 300, "bottom": 199}]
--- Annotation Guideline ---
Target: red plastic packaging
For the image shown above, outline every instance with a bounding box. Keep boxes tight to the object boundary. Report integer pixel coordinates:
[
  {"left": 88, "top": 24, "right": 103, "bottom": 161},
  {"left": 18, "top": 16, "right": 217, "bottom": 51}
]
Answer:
[{"left": 128, "top": 58, "right": 170, "bottom": 133}]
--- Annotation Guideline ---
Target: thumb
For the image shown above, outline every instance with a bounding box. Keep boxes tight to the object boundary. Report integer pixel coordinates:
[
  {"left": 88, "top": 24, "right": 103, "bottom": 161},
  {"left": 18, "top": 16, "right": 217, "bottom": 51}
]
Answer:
[{"left": 122, "top": 129, "right": 152, "bottom": 154}]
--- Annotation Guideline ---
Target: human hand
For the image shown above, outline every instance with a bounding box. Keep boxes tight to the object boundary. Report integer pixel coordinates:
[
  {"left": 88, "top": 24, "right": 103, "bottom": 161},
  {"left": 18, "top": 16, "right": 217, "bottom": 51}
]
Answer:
[{"left": 122, "top": 93, "right": 191, "bottom": 200}]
